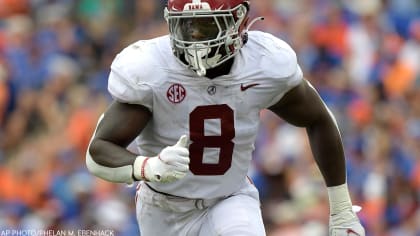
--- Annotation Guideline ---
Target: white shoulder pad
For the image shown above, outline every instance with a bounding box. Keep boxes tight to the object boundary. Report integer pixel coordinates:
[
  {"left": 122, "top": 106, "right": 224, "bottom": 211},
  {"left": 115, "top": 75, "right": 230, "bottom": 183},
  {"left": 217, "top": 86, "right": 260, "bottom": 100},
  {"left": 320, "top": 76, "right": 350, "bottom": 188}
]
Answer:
[
  {"left": 250, "top": 31, "right": 301, "bottom": 79},
  {"left": 107, "top": 69, "right": 153, "bottom": 111},
  {"left": 110, "top": 36, "right": 170, "bottom": 85},
  {"left": 247, "top": 31, "right": 304, "bottom": 107},
  {"left": 107, "top": 39, "right": 165, "bottom": 110},
  {"left": 110, "top": 40, "right": 156, "bottom": 85}
]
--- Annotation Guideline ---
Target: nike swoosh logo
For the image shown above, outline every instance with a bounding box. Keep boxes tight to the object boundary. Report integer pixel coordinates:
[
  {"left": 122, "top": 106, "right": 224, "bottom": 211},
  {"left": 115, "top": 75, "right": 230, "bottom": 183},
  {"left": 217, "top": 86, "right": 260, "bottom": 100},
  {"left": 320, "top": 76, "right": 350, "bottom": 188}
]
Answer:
[
  {"left": 347, "top": 229, "right": 361, "bottom": 236},
  {"left": 240, "top": 83, "right": 260, "bottom": 91}
]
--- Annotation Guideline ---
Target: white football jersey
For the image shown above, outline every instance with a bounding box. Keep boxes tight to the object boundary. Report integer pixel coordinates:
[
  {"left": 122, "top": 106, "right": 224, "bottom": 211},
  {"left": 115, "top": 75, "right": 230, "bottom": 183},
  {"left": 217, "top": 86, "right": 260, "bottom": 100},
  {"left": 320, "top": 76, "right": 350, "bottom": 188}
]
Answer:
[{"left": 108, "top": 31, "right": 303, "bottom": 198}]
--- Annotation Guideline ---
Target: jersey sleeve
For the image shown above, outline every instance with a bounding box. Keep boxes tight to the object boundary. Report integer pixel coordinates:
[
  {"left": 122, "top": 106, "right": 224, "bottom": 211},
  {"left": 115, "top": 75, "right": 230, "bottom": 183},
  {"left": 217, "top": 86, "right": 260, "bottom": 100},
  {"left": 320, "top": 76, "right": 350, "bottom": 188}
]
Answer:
[
  {"left": 107, "top": 69, "right": 153, "bottom": 111},
  {"left": 107, "top": 43, "right": 154, "bottom": 112},
  {"left": 266, "top": 64, "right": 303, "bottom": 108},
  {"left": 259, "top": 33, "right": 304, "bottom": 108}
]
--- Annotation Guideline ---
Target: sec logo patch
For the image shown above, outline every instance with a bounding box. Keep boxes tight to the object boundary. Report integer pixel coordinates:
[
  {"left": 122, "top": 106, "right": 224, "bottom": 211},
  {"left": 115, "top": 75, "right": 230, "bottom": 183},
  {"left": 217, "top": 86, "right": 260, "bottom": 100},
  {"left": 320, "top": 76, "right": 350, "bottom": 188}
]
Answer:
[{"left": 167, "top": 83, "right": 186, "bottom": 103}]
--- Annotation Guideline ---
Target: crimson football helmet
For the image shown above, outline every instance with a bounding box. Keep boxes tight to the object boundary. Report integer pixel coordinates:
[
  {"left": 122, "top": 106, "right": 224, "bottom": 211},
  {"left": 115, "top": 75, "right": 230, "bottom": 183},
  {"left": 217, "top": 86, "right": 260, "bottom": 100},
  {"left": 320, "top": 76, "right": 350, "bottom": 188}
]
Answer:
[{"left": 165, "top": 0, "right": 253, "bottom": 76}]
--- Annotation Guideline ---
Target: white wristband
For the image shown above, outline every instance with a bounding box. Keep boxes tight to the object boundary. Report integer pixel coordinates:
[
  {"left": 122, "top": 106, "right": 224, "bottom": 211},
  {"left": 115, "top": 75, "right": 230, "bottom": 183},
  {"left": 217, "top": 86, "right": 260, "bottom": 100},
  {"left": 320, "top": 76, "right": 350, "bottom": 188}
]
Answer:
[
  {"left": 327, "top": 183, "right": 353, "bottom": 215},
  {"left": 133, "top": 156, "right": 150, "bottom": 181}
]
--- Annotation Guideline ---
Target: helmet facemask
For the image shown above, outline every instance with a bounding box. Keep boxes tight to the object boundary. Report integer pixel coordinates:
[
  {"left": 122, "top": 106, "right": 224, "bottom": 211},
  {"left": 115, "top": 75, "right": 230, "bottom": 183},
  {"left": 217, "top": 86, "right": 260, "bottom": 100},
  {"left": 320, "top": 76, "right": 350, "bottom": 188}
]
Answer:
[{"left": 165, "top": 4, "right": 249, "bottom": 77}]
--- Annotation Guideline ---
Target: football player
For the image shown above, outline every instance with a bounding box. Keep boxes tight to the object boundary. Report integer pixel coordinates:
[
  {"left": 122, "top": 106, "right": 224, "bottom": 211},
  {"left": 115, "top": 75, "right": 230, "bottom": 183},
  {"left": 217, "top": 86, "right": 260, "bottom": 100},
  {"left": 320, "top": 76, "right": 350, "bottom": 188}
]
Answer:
[{"left": 86, "top": 0, "right": 365, "bottom": 235}]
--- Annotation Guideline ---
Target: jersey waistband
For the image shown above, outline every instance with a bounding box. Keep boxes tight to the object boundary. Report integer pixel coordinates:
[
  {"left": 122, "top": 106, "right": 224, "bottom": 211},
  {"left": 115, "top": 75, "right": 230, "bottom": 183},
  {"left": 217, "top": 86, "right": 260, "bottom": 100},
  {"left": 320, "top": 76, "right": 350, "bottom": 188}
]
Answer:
[{"left": 138, "top": 181, "right": 224, "bottom": 212}]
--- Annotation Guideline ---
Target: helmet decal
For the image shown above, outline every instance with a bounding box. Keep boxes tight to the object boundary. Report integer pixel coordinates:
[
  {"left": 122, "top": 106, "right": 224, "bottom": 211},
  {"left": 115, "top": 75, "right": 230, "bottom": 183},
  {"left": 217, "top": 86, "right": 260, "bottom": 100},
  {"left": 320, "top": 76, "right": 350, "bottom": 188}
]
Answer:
[{"left": 184, "top": 0, "right": 211, "bottom": 11}]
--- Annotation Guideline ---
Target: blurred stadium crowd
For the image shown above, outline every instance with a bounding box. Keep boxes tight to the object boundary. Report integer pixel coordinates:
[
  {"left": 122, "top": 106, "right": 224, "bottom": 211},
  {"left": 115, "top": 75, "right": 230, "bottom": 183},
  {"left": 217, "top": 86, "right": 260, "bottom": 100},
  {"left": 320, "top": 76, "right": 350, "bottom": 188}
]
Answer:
[{"left": 0, "top": 0, "right": 419, "bottom": 235}]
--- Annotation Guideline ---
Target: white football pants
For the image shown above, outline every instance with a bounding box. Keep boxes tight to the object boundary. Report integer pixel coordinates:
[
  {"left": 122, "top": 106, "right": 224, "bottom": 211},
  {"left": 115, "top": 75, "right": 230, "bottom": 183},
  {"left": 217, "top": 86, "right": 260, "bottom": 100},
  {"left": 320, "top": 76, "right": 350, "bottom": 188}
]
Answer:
[{"left": 135, "top": 179, "right": 266, "bottom": 236}]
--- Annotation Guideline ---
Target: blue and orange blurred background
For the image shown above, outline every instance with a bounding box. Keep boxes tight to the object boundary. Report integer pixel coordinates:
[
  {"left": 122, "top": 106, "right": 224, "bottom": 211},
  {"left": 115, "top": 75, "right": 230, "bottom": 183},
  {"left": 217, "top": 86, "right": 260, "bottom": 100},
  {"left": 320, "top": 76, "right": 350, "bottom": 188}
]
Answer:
[{"left": 0, "top": 0, "right": 419, "bottom": 235}]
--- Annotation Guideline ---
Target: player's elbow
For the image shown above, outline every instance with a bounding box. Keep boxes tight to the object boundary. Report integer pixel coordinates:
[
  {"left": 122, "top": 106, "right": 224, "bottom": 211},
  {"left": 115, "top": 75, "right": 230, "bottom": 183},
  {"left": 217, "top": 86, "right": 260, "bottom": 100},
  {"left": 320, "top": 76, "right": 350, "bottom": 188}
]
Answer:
[
  {"left": 86, "top": 141, "right": 98, "bottom": 175},
  {"left": 85, "top": 138, "right": 105, "bottom": 177},
  {"left": 85, "top": 138, "right": 135, "bottom": 184}
]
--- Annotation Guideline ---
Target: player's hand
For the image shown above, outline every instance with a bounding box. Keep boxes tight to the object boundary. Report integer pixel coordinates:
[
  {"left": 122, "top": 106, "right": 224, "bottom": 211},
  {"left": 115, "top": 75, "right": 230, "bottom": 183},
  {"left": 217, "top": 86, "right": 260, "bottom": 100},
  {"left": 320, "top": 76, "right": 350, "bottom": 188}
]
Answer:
[
  {"left": 329, "top": 206, "right": 365, "bottom": 236},
  {"left": 134, "top": 135, "right": 190, "bottom": 183}
]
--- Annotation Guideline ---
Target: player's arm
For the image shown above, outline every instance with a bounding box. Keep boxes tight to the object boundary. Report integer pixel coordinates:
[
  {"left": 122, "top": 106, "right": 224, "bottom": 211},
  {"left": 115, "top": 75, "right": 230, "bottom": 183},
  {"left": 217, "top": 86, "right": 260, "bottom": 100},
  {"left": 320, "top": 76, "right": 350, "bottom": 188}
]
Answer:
[
  {"left": 269, "top": 79, "right": 345, "bottom": 187},
  {"left": 86, "top": 101, "right": 150, "bottom": 184},
  {"left": 86, "top": 101, "right": 190, "bottom": 184},
  {"left": 89, "top": 101, "right": 151, "bottom": 169},
  {"left": 268, "top": 79, "right": 365, "bottom": 235}
]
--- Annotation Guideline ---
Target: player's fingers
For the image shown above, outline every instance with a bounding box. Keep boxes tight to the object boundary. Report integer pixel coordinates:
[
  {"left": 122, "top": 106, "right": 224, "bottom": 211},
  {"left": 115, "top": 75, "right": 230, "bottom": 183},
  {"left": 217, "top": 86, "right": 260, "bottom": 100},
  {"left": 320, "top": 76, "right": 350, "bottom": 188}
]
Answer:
[
  {"left": 171, "top": 170, "right": 187, "bottom": 179},
  {"left": 172, "top": 147, "right": 189, "bottom": 157},
  {"left": 169, "top": 162, "right": 189, "bottom": 172},
  {"left": 174, "top": 155, "right": 190, "bottom": 164},
  {"left": 163, "top": 152, "right": 190, "bottom": 164},
  {"left": 174, "top": 135, "right": 188, "bottom": 148},
  {"left": 352, "top": 205, "right": 362, "bottom": 213},
  {"left": 330, "top": 229, "right": 364, "bottom": 236},
  {"left": 159, "top": 171, "right": 186, "bottom": 183}
]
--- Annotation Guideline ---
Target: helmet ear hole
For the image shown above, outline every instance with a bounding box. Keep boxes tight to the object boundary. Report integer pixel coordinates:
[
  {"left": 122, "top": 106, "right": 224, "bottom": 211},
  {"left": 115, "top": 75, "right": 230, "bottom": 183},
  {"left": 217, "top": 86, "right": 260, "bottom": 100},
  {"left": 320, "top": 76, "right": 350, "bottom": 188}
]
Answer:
[{"left": 235, "top": 5, "right": 248, "bottom": 20}]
